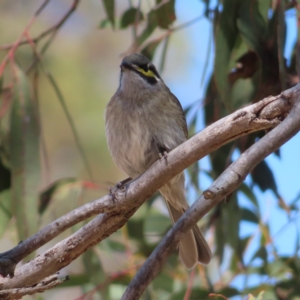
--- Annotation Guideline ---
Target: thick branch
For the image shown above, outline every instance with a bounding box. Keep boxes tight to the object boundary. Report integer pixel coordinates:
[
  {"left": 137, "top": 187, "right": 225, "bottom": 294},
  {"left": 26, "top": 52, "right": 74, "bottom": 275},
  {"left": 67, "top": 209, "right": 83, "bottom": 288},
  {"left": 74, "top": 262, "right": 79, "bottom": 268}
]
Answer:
[
  {"left": 0, "top": 85, "right": 298, "bottom": 289},
  {"left": 0, "top": 274, "right": 68, "bottom": 300},
  {"left": 121, "top": 87, "right": 300, "bottom": 299}
]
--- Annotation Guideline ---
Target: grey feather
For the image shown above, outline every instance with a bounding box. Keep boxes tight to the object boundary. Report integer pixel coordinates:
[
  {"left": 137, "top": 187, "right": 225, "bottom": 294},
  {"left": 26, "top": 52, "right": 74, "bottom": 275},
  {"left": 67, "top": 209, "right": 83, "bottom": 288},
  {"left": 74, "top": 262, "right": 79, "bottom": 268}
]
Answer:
[{"left": 105, "top": 54, "right": 212, "bottom": 268}]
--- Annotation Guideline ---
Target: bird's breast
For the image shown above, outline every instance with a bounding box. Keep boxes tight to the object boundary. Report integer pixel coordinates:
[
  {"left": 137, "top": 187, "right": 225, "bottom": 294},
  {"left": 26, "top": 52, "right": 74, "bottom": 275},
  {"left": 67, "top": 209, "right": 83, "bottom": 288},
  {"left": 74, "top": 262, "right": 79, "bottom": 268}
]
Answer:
[{"left": 106, "top": 102, "right": 154, "bottom": 178}]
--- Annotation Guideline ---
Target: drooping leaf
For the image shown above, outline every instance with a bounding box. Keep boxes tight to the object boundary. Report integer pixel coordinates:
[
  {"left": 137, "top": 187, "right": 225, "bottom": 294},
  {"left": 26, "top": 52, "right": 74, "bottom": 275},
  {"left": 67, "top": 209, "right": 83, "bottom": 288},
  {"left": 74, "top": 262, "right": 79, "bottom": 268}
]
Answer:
[
  {"left": 214, "top": 0, "right": 240, "bottom": 101},
  {"left": 99, "top": 19, "right": 110, "bottom": 29},
  {"left": 239, "top": 183, "right": 259, "bottom": 209},
  {"left": 259, "top": 223, "right": 271, "bottom": 246},
  {"left": 257, "top": 0, "right": 272, "bottom": 24},
  {"left": 120, "top": 7, "right": 144, "bottom": 29},
  {"left": 0, "top": 82, "right": 12, "bottom": 119},
  {"left": 210, "top": 142, "right": 234, "bottom": 177},
  {"left": 137, "top": 0, "right": 176, "bottom": 45},
  {"left": 137, "top": 11, "right": 159, "bottom": 46},
  {"left": 225, "top": 194, "right": 241, "bottom": 252},
  {"left": 217, "top": 287, "right": 240, "bottom": 298},
  {"left": 277, "top": 0, "right": 287, "bottom": 90},
  {"left": 214, "top": 206, "right": 226, "bottom": 261},
  {"left": 169, "top": 288, "right": 210, "bottom": 300},
  {"left": 0, "top": 189, "right": 11, "bottom": 237},
  {"left": 102, "top": 0, "right": 115, "bottom": 28},
  {"left": 0, "top": 158, "right": 10, "bottom": 192},
  {"left": 237, "top": 0, "right": 267, "bottom": 55},
  {"left": 251, "top": 246, "right": 268, "bottom": 264},
  {"left": 251, "top": 160, "right": 277, "bottom": 193},
  {"left": 141, "top": 40, "right": 162, "bottom": 61},
  {"left": 240, "top": 208, "right": 259, "bottom": 224},
  {"left": 10, "top": 65, "right": 40, "bottom": 240},
  {"left": 154, "top": 0, "right": 176, "bottom": 29}
]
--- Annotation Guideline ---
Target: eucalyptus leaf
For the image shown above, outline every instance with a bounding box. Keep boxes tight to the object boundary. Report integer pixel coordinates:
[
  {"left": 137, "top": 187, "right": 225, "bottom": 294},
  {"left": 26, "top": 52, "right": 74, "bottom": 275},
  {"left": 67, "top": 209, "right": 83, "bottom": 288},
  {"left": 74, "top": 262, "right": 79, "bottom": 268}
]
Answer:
[{"left": 10, "top": 65, "right": 40, "bottom": 240}]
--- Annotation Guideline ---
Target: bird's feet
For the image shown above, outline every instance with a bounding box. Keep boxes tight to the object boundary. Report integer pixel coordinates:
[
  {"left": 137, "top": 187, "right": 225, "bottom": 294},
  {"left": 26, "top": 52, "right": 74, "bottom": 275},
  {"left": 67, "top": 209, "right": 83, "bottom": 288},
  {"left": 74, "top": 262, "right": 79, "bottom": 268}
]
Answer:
[
  {"left": 116, "top": 177, "right": 132, "bottom": 189},
  {"left": 109, "top": 177, "right": 132, "bottom": 202},
  {"left": 159, "top": 150, "right": 169, "bottom": 165}
]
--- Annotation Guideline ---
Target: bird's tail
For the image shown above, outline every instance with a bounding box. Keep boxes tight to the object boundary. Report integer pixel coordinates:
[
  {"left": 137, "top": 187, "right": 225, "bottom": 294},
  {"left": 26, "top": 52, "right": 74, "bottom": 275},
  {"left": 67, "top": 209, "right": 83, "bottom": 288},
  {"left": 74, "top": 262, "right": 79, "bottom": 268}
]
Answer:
[{"left": 160, "top": 174, "right": 212, "bottom": 269}]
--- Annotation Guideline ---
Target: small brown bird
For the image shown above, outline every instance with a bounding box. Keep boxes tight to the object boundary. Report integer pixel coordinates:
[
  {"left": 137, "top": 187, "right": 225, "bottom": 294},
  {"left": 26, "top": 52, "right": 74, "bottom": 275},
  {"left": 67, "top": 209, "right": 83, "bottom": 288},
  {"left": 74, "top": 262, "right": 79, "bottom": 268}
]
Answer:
[{"left": 105, "top": 54, "right": 212, "bottom": 268}]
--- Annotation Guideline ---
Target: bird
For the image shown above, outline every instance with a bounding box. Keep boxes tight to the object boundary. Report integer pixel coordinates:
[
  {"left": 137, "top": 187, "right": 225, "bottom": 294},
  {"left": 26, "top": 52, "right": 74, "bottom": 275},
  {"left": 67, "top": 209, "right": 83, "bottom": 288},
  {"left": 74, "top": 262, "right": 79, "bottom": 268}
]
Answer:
[{"left": 105, "top": 53, "right": 212, "bottom": 268}]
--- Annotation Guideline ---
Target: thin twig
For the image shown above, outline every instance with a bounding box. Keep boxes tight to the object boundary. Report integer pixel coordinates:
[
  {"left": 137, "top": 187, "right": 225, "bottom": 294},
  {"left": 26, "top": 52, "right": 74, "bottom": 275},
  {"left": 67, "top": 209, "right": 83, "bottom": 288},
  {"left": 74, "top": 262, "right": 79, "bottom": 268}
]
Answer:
[
  {"left": 184, "top": 269, "right": 196, "bottom": 300},
  {"left": 0, "top": 0, "right": 51, "bottom": 76},
  {"left": 0, "top": 0, "right": 80, "bottom": 52}
]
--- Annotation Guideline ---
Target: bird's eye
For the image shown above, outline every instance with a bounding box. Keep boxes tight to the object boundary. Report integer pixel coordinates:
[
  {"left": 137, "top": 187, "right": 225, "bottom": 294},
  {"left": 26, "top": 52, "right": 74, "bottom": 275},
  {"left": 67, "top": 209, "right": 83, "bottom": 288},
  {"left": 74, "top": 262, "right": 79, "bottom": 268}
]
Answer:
[
  {"left": 140, "top": 64, "right": 148, "bottom": 72},
  {"left": 148, "top": 65, "right": 155, "bottom": 72}
]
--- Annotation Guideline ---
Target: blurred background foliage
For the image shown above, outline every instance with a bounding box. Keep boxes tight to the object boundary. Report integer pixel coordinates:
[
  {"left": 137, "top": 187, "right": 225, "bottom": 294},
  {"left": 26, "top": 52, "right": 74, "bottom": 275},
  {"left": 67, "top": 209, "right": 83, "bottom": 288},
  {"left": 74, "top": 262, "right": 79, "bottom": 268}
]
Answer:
[{"left": 0, "top": 0, "right": 300, "bottom": 299}]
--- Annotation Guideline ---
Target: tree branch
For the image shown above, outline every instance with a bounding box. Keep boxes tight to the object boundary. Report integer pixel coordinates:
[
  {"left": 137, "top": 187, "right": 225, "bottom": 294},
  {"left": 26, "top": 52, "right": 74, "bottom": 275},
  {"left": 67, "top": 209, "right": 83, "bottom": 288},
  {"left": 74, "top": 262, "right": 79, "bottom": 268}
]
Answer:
[
  {"left": 0, "top": 274, "right": 68, "bottom": 300},
  {"left": 0, "top": 84, "right": 298, "bottom": 293},
  {"left": 121, "top": 86, "right": 300, "bottom": 299}
]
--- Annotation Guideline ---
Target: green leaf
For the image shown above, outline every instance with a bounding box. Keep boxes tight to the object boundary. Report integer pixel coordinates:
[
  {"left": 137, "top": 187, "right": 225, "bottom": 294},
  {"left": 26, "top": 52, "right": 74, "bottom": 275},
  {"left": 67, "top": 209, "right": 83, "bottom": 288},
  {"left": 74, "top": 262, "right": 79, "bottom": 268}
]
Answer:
[
  {"left": 170, "top": 288, "right": 210, "bottom": 300},
  {"left": 137, "top": 11, "right": 158, "bottom": 46},
  {"left": 102, "top": 0, "right": 115, "bottom": 28},
  {"left": 137, "top": 0, "right": 176, "bottom": 45},
  {"left": 210, "top": 142, "right": 234, "bottom": 177},
  {"left": 0, "top": 189, "right": 12, "bottom": 237},
  {"left": 203, "top": 76, "right": 227, "bottom": 125},
  {"left": 214, "top": 0, "right": 240, "bottom": 101},
  {"left": 230, "top": 75, "right": 258, "bottom": 109},
  {"left": 239, "top": 183, "right": 259, "bottom": 208},
  {"left": 257, "top": 0, "right": 272, "bottom": 24},
  {"left": 154, "top": 0, "right": 176, "bottom": 29},
  {"left": 225, "top": 194, "right": 241, "bottom": 251},
  {"left": 141, "top": 40, "right": 161, "bottom": 61},
  {"left": 251, "top": 160, "right": 277, "bottom": 193},
  {"left": 10, "top": 65, "right": 40, "bottom": 240},
  {"left": 240, "top": 208, "right": 259, "bottom": 224},
  {"left": 99, "top": 18, "right": 110, "bottom": 29},
  {"left": 251, "top": 246, "right": 268, "bottom": 263},
  {"left": 237, "top": 0, "right": 267, "bottom": 54},
  {"left": 0, "top": 158, "right": 10, "bottom": 192},
  {"left": 186, "top": 162, "right": 200, "bottom": 192},
  {"left": 217, "top": 287, "right": 240, "bottom": 298},
  {"left": 120, "top": 7, "right": 144, "bottom": 29},
  {"left": 277, "top": 0, "right": 286, "bottom": 90}
]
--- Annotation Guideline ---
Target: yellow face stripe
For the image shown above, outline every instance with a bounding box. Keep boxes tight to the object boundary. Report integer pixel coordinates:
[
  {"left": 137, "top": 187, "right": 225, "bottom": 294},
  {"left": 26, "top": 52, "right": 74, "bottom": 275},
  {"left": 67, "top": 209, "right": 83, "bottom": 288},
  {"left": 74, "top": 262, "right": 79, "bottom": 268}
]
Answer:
[{"left": 137, "top": 67, "right": 156, "bottom": 78}]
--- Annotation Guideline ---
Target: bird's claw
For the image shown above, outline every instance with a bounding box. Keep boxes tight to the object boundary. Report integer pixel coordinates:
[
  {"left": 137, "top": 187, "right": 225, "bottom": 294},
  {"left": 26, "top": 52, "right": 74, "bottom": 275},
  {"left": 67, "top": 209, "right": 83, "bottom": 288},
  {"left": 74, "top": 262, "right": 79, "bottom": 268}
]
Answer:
[
  {"left": 109, "top": 177, "right": 132, "bottom": 202},
  {"left": 159, "top": 151, "right": 168, "bottom": 165}
]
